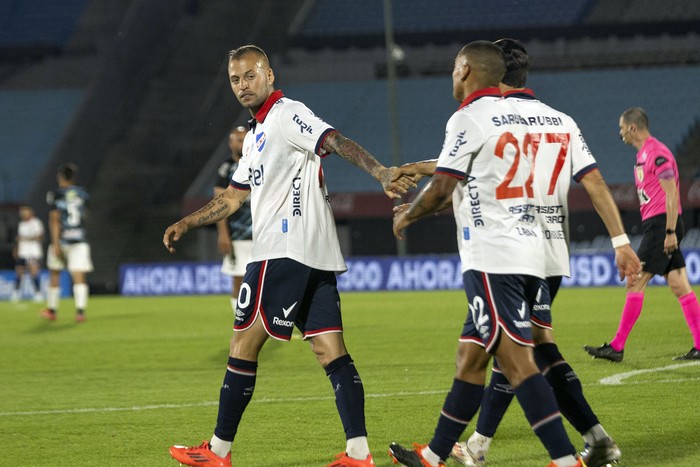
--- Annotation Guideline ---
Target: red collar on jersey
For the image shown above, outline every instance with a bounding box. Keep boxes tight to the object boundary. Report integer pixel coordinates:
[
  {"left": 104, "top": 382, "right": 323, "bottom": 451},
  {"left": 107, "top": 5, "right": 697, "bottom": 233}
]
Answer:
[
  {"left": 503, "top": 88, "right": 536, "bottom": 99},
  {"left": 458, "top": 87, "right": 501, "bottom": 110},
  {"left": 252, "top": 90, "right": 285, "bottom": 125}
]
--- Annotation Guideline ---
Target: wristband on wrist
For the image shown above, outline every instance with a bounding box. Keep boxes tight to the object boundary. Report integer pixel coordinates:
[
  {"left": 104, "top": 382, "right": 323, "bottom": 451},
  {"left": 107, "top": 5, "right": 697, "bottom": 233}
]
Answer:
[
  {"left": 611, "top": 234, "right": 630, "bottom": 249},
  {"left": 666, "top": 229, "right": 676, "bottom": 235}
]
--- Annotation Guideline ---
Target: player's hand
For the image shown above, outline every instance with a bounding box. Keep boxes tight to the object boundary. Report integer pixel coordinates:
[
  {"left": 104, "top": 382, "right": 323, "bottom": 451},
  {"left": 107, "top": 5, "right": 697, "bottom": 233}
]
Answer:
[
  {"left": 392, "top": 203, "right": 412, "bottom": 240},
  {"left": 381, "top": 167, "right": 416, "bottom": 199},
  {"left": 217, "top": 233, "right": 232, "bottom": 256},
  {"left": 163, "top": 221, "right": 188, "bottom": 253},
  {"left": 398, "top": 162, "right": 426, "bottom": 183},
  {"left": 663, "top": 232, "right": 678, "bottom": 255},
  {"left": 614, "top": 244, "right": 642, "bottom": 284}
]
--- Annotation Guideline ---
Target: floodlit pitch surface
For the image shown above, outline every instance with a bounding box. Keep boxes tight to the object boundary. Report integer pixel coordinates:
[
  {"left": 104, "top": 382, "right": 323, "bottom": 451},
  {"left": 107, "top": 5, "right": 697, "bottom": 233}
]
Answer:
[{"left": 1, "top": 288, "right": 699, "bottom": 466}]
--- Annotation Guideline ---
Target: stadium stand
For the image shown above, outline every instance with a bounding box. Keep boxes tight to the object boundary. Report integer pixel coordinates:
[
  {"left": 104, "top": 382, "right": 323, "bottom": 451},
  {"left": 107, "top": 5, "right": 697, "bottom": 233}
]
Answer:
[{"left": 0, "top": 0, "right": 86, "bottom": 56}]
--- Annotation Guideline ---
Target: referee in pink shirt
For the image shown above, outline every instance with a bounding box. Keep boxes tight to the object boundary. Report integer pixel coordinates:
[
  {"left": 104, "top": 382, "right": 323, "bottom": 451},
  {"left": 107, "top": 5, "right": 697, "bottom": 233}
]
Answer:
[{"left": 585, "top": 107, "right": 700, "bottom": 362}]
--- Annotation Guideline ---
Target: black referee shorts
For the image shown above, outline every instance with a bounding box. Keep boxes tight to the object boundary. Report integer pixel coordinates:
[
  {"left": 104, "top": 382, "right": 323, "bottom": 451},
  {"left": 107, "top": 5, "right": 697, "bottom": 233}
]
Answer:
[{"left": 638, "top": 214, "right": 686, "bottom": 276}]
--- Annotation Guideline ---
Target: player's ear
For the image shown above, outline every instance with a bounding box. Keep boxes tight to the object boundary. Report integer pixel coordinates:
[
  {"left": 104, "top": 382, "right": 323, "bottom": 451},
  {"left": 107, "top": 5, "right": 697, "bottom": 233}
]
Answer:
[
  {"left": 267, "top": 68, "right": 275, "bottom": 86},
  {"left": 459, "top": 63, "right": 470, "bottom": 83}
]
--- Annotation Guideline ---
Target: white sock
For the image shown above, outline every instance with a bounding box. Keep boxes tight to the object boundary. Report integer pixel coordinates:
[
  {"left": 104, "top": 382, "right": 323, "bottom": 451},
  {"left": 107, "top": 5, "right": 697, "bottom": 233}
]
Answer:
[
  {"left": 420, "top": 446, "right": 442, "bottom": 467},
  {"left": 73, "top": 283, "right": 89, "bottom": 311},
  {"left": 552, "top": 454, "right": 579, "bottom": 466},
  {"left": 467, "top": 431, "right": 492, "bottom": 453},
  {"left": 583, "top": 423, "right": 609, "bottom": 446},
  {"left": 47, "top": 287, "right": 61, "bottom": 310},
  {"left": 345, "top": 436, "right": 370, "bottom": 460},
  {"left": 230, "top": 297, "right": 237, "bottom": 313},
  {"left": 209, "top": 434, "right": 231, "bottom": 458}
]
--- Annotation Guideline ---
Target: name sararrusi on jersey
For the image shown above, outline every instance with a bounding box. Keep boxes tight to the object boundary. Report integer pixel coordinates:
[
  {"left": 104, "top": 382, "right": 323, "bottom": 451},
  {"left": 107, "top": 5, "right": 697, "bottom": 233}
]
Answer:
[{"left": 491, "top": 114, "right": 564, "bottom": 127}]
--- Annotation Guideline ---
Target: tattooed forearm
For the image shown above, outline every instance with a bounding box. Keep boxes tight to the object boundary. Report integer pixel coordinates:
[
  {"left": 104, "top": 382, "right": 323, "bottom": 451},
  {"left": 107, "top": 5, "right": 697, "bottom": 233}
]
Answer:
[
  {"left": 188, "top": 197, "right": 231, "bottom": 227},
  {"left": 325, "top": 132, "right": 383, "bottom": 179}
]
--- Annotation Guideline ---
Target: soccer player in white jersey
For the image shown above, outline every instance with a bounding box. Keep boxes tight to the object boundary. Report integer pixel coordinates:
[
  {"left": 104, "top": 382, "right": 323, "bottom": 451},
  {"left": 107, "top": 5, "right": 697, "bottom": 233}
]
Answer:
[
  {"left": 448, "top": 38, "right": 641, "bottom": 467},
  {"left": 387, "top": 41, "right": 583, "bottom": 467},
  {"left": 11, "top": 205, "right": 44, "bottom": 302},
  {"left": 164, "top": 44, "right": 414, "bottom": 467}
]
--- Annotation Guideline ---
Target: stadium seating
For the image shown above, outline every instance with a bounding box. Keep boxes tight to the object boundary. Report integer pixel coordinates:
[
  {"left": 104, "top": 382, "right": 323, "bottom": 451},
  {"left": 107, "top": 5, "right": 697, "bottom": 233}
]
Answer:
[
  {"left": 0, "top": 0, "right": 86, "bottom": 50},
  {"left": 0, "top": 89, "right": 84, "bottom": 203},
  {"left": 299, "top": 0, "right": 594, "bottom": 37}
]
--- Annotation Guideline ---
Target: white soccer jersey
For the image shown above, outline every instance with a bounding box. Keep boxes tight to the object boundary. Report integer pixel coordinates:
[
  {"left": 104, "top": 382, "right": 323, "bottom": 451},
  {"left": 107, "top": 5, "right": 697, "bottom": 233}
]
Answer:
[
  {"left": 230, "top": 90, "right": 347, "bottom": 272},
  {"left": 17, "top": 217, "right": 44, "bottom": 259},
  {"left": 435, "top": 88, "right": 544, "bottom": 278},
  {"left": 503, "top": 89, "right": 598, "bottom": 277}
]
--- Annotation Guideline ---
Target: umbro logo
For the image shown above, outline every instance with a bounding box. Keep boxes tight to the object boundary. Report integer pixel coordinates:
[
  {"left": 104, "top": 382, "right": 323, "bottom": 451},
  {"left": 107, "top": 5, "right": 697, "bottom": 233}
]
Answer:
[{"left": 283, "top": 301, "right": 298, "bottom": 318}]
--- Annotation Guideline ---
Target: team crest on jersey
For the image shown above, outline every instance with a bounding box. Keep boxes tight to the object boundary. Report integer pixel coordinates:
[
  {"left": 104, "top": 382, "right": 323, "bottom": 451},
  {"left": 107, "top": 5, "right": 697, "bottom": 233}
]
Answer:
[
  {"left": 255, "top": 132, "right": 266, "bottom": 152},
  {"left": 635, "top": 164, "right": 644, "bottom": 182}
]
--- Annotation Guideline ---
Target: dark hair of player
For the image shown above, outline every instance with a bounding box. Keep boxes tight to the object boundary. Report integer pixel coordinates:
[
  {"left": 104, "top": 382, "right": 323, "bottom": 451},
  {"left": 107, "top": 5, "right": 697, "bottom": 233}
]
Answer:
[
  {"left": 493, "top": 38, "right": 529, "bottom": 88},
  {"left": 458, "top": 40, "right": 506, "bottom": 87},
  {"left": 58, "top": 163, "right": 78, "bottom": 182}
]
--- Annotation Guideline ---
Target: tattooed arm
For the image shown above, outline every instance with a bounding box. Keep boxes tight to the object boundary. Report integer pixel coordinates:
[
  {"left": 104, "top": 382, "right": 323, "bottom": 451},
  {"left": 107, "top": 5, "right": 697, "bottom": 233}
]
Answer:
[
  {"left": 163, "top": 186, "right": 249, "bottom": 253},
  {"left": 322, "top": 130, "right": 415, "bottom": 199},
  {"left": 393, "top": 174, "right": 458, "bottom": 240}
]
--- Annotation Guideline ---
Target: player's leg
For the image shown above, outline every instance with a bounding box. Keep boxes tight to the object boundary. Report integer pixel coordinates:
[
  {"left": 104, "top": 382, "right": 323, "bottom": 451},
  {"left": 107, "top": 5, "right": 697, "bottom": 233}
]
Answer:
[
  {"left": 666, "top": 267, "right": 700, "bottom": 359},
  {"left": 169, "top": 320, "right": 267, "bottom": 467},
  {"left": 584, "top": 271, "right": 651, "bottom": 361},
  {"left": 220, "top": 243, "right": 238, "bottom": 313},
  {"left": 390, "top": 341, "right": 490, "bottom": 467},
  {"left": 41, "top": 246, "right": 63, "bottom": 319},
  {"left": 494, "top": 334, "right": 580, "bottom": 467},
  {"left": 12, "top": 261, "right": 25, "bottom": 301},
  {"left": 302, "top": 269, "right": 373, "bottom": 466},
  {"left": 66, "top": 243, "right": 92, "bottom": 321},
  {"left": 27, "top": 258, "right": 43, "bottom": 301}
]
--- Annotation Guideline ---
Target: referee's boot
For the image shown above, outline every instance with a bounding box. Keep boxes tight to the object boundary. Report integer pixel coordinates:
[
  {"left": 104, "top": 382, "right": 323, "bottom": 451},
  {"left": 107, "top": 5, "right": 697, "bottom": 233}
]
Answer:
[
  {"left": 583, "top": 343, "right": 623, "bottom": 362},
  {"left": 673, "top": 347, "right": 700, "bottom": 360}
]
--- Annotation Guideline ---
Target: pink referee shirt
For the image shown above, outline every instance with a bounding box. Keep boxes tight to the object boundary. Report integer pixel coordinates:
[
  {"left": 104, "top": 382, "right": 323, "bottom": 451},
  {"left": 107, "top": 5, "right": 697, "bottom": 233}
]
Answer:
[{"left": 634, "top": 136, "right": 682, "bottom": 221}]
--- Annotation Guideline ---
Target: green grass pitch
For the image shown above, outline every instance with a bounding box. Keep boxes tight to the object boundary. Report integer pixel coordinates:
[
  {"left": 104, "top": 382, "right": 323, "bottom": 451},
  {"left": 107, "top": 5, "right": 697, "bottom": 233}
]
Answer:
[{"left": 1, "top": 287, "right": 699, "bottom": 466}]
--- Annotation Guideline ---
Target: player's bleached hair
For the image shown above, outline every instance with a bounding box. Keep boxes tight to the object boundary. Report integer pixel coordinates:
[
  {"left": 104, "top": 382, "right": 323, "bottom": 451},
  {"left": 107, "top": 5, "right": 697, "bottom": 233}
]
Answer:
[
  {"left": 621, "top": 107, "right": 649, "bottom": 130},
  {"left": 228, "top": 45, "right": 270, "bottom": 68},
  {"left": 58, "top": 163, "right": 78, "bottom": 182},
  {"left": 458, "top": 41, "right": 506, "bottom": 86},
  {"left": 493, "top": 38, "right": 529, "bottom": 88}
]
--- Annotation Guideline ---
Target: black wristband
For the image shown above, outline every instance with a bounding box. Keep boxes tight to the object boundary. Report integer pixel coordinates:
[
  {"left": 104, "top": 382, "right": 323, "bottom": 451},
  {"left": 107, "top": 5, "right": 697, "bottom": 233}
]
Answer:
[{"left": 666, "top": 229, "right": 676, "bottom": 235}]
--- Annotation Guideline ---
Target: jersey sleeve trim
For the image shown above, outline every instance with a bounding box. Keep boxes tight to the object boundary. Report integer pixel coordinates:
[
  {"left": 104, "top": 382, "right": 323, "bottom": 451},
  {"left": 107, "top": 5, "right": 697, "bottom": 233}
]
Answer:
[
  {"left": 230, "top": 180, "right": 251, "bottom": 191},
  {"left": 435, "top": 166, "right": 465, "bottom": 180},
  {"left": 315, "top": 128, "right": 336, "bottom": 156},
  {"left": 573, "top": 163, "right": 598, "bottom": 183}
]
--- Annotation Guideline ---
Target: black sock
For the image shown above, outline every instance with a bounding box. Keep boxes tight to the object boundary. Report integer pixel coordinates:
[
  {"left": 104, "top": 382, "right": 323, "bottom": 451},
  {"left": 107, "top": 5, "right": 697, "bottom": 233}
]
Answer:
[
  {"left": 514, "top": 374, "right": 575, "bottom": 460},
  {"left": 476, "top": 360, "right": 514, "bottom": 437},
  {"left": 214, "top": 357, "right": 257, "bottom": 441},
  {"left": 535, "top": 343, "right": 598, "bottom": 434},
  {"left": 325, "top": 354, "right": 367, "bottom": 439},
  {"left": 428, "top": 379, "right": 483, "bottom": 461}
]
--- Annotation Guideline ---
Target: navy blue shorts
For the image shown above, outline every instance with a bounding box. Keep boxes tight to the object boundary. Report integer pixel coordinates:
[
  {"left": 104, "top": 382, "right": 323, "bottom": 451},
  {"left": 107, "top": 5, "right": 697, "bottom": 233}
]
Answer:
[
  {"left": 530, "top": 276, "right": 557, "bottom": 330},
  {"left": 234, "top": 258, "right": 342, "bottom": 341},
  {"left": 460, "top": 270, "right": 541, "bottom": 352}
]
